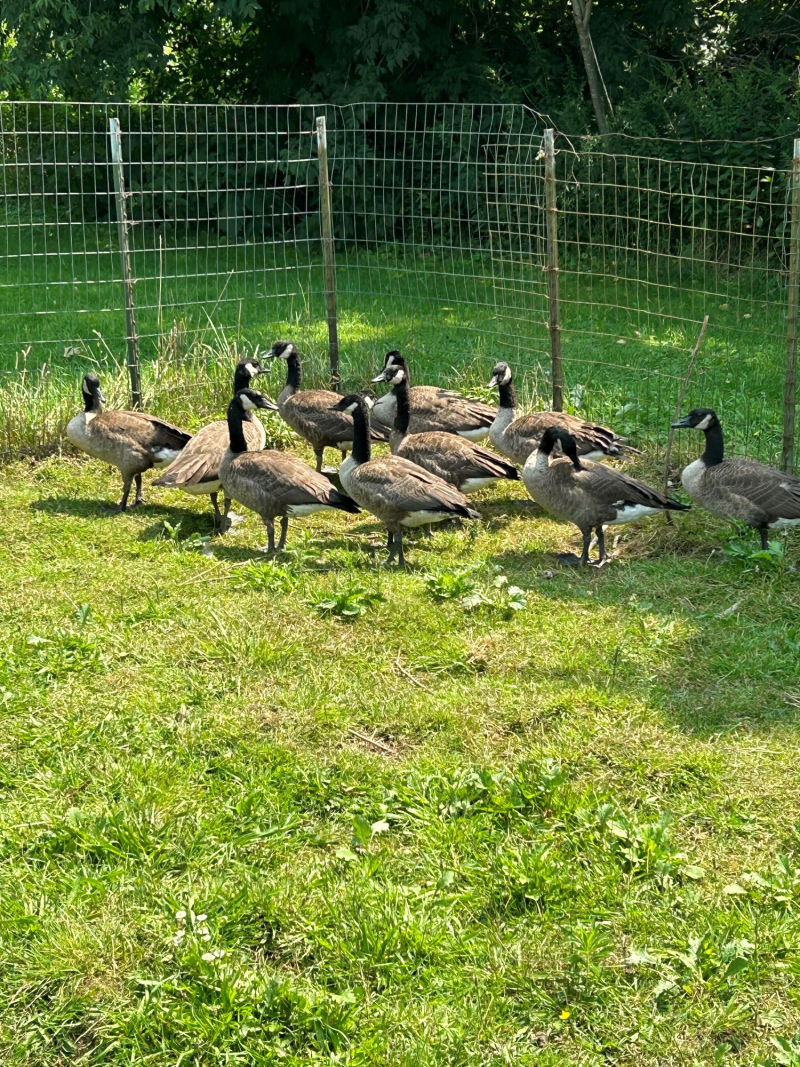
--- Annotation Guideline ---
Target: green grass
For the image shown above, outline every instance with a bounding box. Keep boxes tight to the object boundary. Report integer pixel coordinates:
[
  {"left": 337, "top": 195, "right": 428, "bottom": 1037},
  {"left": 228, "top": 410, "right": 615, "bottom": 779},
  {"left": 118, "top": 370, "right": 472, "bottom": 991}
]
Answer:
[{"left": 1, "top": 443, "right": 800, "bottom": 1065}]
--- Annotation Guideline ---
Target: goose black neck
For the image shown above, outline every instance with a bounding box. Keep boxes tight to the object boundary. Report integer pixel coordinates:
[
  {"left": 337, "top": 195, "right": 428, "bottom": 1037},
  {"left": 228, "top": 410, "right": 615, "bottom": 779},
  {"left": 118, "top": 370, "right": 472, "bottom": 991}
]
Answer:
[
  {"left": 84, "top": 391, "right": 101, "bottom": 414},
  {"left": 350, "top": 401, "right": 372, "bottom": 464},
  {"left": 285, "top": 353, "right": 301, "bottom": 392},
  {"left": 226, "top": 400, "right": 248, "bottom": 454},
  {"left": 497, "top": 379, "right": 516, "bottom": 411},
  {"left": 392, "top": 376, "right": 411, "bottom": 437},
  {"left": 701, "top": 422, "right": 724, "bottom": 467},
  {"left": 233, "top": 366, "right": 253, "bottom": 394}
]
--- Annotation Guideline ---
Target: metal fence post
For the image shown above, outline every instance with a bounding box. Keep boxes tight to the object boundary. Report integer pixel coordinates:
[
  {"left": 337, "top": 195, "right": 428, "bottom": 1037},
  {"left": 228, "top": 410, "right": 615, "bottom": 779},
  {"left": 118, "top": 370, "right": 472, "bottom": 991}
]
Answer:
[
  {"left": 543, "top": 128, "right": 564, "bottom": 412},
  {"left": 783, "top": 138, "right": 800, "bottom": 473},
  {"left": 108, "top": 117, "right": 142, "bottom": 409},
  {"left": 316, "top": 116, "right": 340, "bottom": 392}
]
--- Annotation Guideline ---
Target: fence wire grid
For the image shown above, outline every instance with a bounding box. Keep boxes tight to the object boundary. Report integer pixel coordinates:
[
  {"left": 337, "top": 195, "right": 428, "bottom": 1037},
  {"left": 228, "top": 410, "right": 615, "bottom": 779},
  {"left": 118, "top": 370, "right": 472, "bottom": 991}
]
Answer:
[{"left": 0, "top": 100, "right": 794, "bottom": 467}]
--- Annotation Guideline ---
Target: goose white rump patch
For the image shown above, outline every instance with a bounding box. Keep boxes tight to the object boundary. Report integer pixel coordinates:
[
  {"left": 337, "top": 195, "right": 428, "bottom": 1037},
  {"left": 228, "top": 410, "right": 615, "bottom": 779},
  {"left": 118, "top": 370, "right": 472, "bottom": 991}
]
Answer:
[
  {"left": 401, "top": 509, "right": 451, "bottom": 528},
  {"left": 182, "top": 478, "right": 221, "bottom": 496},
  {"left": 152, "top": 447, "right": 183, "bottom": 467},
  {"left": 461, "top": 476, "right": 497, "bottom": 494},
  {"left": 286, "top": 503, "right": 332, "bottom": 517},
  {"left": 457, "top": 427, "right": 489, "bottom": 442},
  {"left": 609, "top": 503, "right": 662, "bottom": 524},
  {"left": 769, "top": 516, "right": 800, "bottom": 530}
]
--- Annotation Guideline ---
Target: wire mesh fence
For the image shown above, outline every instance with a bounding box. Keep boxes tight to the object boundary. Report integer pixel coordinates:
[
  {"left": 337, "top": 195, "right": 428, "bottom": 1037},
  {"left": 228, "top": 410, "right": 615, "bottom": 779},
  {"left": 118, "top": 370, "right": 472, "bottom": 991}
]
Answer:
[{"left": 0, "top": 99, "right": 795, "bottom": 468}]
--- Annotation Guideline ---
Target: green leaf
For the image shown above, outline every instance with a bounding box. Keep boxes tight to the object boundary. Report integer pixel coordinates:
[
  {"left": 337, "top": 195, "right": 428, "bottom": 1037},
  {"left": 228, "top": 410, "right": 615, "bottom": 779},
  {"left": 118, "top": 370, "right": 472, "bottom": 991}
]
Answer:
[{"left": 724, "top": 957, "right": 749, "bottom": 978}]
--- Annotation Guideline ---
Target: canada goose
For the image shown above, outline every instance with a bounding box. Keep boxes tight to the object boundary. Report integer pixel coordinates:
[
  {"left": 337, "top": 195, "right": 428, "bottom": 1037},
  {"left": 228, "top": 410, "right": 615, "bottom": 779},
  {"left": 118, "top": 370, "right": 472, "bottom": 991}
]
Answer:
[
  {"left": 219, "top": 389, "right": 360, "bottom": 555},
  {"left": 671, "top": 408, "right": 800, "bottom": 549},
  {"left": 487, "top": 361, "right": 633, "bottom": 464},
  {"left": 371, "top": 362, "right": 519, "bottom": 493},
  {"left": 154, "top": 358, "right": 273, "bottom": 529},
  {"left": 371, "top": 352, "right": 495, "bottom": 441},
  {"left": 66, "top": 373, "right": 192, "bottom": 511},
  {"left": 523, "top": 426, "right": 689, "bottom": 565},
  {"left": 266, "top": 341, "right": 387, "bottom": 471},
  {"left": 331, "top": 393, "right": 481, "bottom": 565}
]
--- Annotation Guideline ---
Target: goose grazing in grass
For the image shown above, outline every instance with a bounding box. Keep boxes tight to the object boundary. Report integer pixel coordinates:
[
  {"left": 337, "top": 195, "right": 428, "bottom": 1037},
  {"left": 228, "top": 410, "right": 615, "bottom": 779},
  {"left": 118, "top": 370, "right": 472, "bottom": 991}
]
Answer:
[
  {"left": 154, "top": 357, "right": 272, "bottom": 529},
  {"left": 219, "top": 389, "right": 360, "bottom": 555},
  {"left": 523, "top": 426, "right": 689, "bottom": 566},
  {"left": 672, "top": 408, "right": 800, "bottom": 549},
  {"left": 487, "top": 361, "right": 633, "bottom": 464},
  {"left": 66, "top": 372, "right": 192, "bottom": 511},
  {"left": 331, "top": 393, "right": 481, "bottom": 565},
  {"left": 371, "top": 361, "right": 519, "bottom": 493},
  {"left": 370, "top": 351, "right": 495, "bottom": 442},
  {"left": 267, "top": 340, "right": 387, "bottom": 471}
]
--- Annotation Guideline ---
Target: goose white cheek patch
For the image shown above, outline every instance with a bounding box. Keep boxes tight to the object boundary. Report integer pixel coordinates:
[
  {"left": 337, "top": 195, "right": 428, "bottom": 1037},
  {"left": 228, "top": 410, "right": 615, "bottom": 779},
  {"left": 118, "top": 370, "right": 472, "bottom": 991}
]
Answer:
[{"left": 240, "top": 394, "right": 257, "bottom": 411}]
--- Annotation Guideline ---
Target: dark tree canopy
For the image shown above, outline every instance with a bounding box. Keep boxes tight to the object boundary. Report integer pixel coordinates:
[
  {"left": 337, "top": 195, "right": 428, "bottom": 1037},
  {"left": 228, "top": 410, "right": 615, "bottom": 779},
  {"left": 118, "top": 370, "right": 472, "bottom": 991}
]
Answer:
[{"left": 2, "top": 0, "right": 799, "bottom": 147}]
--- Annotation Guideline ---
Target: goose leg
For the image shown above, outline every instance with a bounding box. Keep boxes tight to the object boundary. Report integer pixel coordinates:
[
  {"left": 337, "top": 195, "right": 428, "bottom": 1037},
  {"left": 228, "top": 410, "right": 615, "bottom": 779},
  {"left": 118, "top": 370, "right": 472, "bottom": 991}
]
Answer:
[
  {"left": 387, "top": 529, "right": 394, "bottom": 552},
  {"left": 387, "top": 530, "right": 406, "bottom": 567},
  {"left": 557, "top": 529, "right": 592, "bottom": 567},
  {"left": 593, "top": 526, "right": 607, "bottom": 566},
  {"left": 340, "top": 448, "right": 348, "bottom": 461},
  {"left": 260, "top": 519, "right": 276, "bottom": 556},
  {"left": 210, "top": 492, "right": 222, "bottom": 529},
  {"left": 131, "top": 473, "right": 144, "bottom": 507},
  {"left": 760, "top": 528, "right": 769, "bottom": 551},
  {"left": 105, "top": 476, "right": 134, "bottom": 512},
  {"left": 314, "top": 447, "right": 324, "bottom": 473},
  {"left": 277, "top": 515, "right": 289, "bottom": 552}
]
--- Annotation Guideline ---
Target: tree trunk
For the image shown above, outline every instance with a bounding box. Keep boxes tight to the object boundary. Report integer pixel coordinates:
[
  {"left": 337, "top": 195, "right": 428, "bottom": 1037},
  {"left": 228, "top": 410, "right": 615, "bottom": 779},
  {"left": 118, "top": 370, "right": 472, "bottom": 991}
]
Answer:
[{"left": 571, "top": 0, "right": 610, "bottom": 135}]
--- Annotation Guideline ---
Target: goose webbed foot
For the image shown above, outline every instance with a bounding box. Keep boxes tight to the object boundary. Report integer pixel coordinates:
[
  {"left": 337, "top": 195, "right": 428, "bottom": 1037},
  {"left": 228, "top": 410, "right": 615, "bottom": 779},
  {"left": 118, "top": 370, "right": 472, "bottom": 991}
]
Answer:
[{"left": 587, "top": 526, "right": 608, "bottom": 567}]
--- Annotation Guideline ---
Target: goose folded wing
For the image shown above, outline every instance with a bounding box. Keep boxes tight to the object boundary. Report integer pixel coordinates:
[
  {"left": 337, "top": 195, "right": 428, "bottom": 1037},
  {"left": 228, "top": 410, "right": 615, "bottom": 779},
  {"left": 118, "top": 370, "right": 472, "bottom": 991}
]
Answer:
[
  {"left": 121, "top": 411, "right": 193, "bottom": 447},
  {"left": 448, "top": 441, "right": 518, "bottom": 479},
  {"left": 512, "top": 411, "right": 616, "bottom": 452},
  {"left": 155, "top": 421, "right": 244, "bottom": 486},
  {"left": 579, "top": 464, "right": 676, "bottom": 508},
  {"left": 358, "top": 458, "right": 471, "bottom": 513},
  {"left": 235, "top": 452, "right": 346, "bottom": 505},
  {"left": 290, "top": 393, "right": 387, "bottom": 444},
  {"left": 708, "top": 463, "right": 800, "bottom": 518}
]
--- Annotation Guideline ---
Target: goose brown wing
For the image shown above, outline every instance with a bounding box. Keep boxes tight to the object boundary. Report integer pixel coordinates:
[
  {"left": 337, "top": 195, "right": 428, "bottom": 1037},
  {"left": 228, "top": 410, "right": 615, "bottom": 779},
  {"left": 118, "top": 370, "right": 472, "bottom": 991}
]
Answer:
[
  {"left": 408, "top": 396, "right": 496, "bottom": 435},
  {"left": 707, "top": 460, "right": 800, "bottom": 519},
  {"left": 578, "top": 460, "right": 682, "bottom": 509},
  {"left": 155, "top": 420, "right": 262, "bottom": 487},
  {"left": 117, "top": 410, "right": 192, "bottom": 448},
  {"left": 287, "top": 390, "right": 386, "bottom": 444},
  {"left": 405, "top": 434, "right": 517, "bottom": 481},
  {"left": 511, "top": 411, "right": 617, "bottom": 454},
  {"left": 354, "top": 455, "right": 475, "bottom": 514},
  {"left": 232, "top": 451, "right": 351, "bottom": 507}
]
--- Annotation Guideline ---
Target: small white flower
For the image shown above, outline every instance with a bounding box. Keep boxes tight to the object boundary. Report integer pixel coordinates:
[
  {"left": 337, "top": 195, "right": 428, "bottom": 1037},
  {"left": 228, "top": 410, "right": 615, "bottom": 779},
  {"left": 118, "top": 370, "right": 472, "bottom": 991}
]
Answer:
[
  {"left": 196, "top": 914, "right": 207, "bottom": 922},
  {"left": 201, "top": 933, "right": 211, "bottom": 941},
  {"left": 214, "top": 949, "right": 225, "bottom": 959},
  {"left": 201, "top": 952, "right": 214, "bottom": 962},
  {"left": 175, "top": 910, "right": 187, "bottom": 921}
]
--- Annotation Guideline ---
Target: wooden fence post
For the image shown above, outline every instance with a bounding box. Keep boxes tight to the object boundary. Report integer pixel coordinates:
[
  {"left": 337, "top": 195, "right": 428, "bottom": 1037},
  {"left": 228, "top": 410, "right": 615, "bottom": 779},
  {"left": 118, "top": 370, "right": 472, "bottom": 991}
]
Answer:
[
  {"left": 783, "top": 137, "right": 800, "bottom": 473},
  {"left": 543, "top": 128, "right": 564, "bottom": 412},
  {"left": 109, "top": 117, "right": 142, "bottom": 409},
  {"left": 316, "top": 116, "right": 340, "bottom": 392}
]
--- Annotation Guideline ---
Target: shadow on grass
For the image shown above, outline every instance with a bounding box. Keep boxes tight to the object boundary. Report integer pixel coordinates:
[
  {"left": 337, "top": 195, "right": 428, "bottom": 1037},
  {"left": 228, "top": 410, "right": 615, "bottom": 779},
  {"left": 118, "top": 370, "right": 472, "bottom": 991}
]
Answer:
[{"left": 30, "top": 495, "right": 192, "bottom": 522}]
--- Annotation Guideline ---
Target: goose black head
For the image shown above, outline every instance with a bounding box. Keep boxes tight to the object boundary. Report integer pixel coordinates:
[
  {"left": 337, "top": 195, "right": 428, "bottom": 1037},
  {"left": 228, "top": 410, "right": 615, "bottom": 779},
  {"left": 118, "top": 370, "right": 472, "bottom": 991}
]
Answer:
[
  {"left": 331, "top": 393, "right": 366, "bottom": 416},
  {"left": 371, "top": 363, "right": 406, "bottom": 386},
  {"left": 235, "top": 388, "right": 279, "bottom": 412},
  {"left": 487, "top": 361, "right": 512, "bottom": 388},
  {"left": 233, "top": 357, "right": 266, "bottom": 393},
  {"left": 383, "top": 350, "right": 407, "bottom": 371},
  {"left": 540, "top": 425, "right": 581, "bottom": 469},
  {"left": 671, "top": 408, "right": 720, "bottom": 432},
  {"left": 82, "top": 372, "right": 105, "bottom": 404},
  {"left": 266, "top": 340, "right": 298, "bottom": 360}
]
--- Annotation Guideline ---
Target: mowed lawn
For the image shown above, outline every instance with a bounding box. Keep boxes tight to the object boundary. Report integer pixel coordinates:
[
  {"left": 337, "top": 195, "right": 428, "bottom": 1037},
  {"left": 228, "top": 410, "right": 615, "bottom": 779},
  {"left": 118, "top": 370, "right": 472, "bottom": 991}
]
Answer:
[{"left": 1, "top": 437, "right": 800, "bottom": 1065}]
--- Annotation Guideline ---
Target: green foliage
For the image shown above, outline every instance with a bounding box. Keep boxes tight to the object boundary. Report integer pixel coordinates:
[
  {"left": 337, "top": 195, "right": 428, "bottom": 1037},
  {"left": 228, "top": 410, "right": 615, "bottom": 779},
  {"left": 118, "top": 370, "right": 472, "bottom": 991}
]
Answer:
[{"left": 309, "top": 583, "right": 385, "bottom": 619}]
